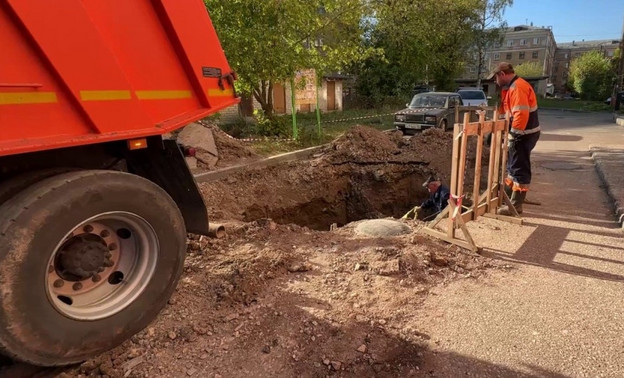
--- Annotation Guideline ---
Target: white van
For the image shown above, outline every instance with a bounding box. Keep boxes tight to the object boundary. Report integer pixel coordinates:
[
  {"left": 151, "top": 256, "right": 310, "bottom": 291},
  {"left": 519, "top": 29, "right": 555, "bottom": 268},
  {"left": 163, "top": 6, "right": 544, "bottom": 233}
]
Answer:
[{"left": 457, "top": 88, "right": 488, "bottom": 106}]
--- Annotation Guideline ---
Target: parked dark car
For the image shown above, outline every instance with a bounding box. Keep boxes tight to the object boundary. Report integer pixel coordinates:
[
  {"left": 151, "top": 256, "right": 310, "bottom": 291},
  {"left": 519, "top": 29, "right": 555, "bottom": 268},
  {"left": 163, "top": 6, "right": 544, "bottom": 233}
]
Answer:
[{"left": 394, "top": 92, "right": 463, "bottom": 134}]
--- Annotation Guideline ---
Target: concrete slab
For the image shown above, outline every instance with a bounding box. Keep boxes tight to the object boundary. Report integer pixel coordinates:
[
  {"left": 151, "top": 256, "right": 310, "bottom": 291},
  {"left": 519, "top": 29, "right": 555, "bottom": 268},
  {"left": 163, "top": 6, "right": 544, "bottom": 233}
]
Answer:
[{"left": 177, "top": 123, "right": 219, "bottom": 168}]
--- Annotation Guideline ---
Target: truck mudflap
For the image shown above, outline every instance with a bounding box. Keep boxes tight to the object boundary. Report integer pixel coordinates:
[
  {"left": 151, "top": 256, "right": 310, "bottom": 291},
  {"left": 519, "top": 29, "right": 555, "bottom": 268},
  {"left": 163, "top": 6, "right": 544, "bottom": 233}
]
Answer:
[{"left": 125, "top": 137, "right": 210, "bottom": 235}]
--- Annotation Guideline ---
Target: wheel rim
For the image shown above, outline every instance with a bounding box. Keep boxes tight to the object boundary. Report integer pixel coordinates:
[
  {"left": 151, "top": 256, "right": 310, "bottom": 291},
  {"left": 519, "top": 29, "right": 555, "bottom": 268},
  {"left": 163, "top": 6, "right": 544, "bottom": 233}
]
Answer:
[{"left": 45, "top": 212, "right": 159, "bottom": 320}]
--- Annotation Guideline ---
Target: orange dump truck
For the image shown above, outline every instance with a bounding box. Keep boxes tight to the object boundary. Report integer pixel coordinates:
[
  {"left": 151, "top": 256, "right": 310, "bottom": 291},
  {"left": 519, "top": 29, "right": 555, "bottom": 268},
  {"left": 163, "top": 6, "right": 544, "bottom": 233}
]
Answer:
[{"left": 0, "top": 0, "right": 238, "bottom": 366}]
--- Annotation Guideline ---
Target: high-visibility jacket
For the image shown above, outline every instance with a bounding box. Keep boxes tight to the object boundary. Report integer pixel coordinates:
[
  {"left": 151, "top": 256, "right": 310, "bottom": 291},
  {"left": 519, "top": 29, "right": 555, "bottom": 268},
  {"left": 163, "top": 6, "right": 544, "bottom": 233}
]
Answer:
[{"left": 500, "top": 76, "right": 540, "bottom": 135}]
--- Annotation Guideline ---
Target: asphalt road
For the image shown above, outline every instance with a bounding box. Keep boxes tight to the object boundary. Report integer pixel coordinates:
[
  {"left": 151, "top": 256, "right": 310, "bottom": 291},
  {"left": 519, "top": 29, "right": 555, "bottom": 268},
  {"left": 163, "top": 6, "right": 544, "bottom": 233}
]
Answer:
[{"left": 414, "top": 110, "right": 624, "bottom": 378}]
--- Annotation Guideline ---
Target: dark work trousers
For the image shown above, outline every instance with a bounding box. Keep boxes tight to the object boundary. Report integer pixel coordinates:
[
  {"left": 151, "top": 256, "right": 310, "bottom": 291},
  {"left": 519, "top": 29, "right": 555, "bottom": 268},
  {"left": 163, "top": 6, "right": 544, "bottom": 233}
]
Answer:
[{"left": 507, "top": 131, "right": 540, "bottom": 185}]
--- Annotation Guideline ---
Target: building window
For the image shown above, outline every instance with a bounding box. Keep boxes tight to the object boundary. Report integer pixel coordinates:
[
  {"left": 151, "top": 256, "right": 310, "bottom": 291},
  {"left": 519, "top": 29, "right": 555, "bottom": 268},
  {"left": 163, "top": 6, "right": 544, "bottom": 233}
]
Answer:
[
  {"left": 532, "top": 51, "right": 539, "bottom": 59},
  {"left": 506, "top": 40, "right": 513, "bottom": 47},
  {"left": 519, "top": 52, "right": 525, "bottom": 59},
  {"left": 565, "top": 62, "right": 569, "bottom": 68},
  {"left": 520, "top": 39, "right": 527, "bottom": 45},
  {"left": 564, "top": 53, "right": 568, "bottom": 58},
  {"left": 506, "top": 52, "right": 512, "bottom": 60},
  {"left": 494, "top": 53, "right": 500, "bottom": 60},
  {"left": 575, "top": 53, "right": 580, "bottom": 57},
  {"left": 469, "top": 67, "right": 476, "bottom": 73},
  {"left": 533, "top": 37, "right": 539, "bottom": 45}
]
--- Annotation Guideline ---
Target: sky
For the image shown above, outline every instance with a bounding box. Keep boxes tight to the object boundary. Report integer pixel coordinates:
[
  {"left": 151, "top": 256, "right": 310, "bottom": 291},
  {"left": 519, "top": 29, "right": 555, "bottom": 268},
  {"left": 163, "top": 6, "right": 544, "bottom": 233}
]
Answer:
[{"left": 503, "top": 0, "right": 624, "bottom": 43}]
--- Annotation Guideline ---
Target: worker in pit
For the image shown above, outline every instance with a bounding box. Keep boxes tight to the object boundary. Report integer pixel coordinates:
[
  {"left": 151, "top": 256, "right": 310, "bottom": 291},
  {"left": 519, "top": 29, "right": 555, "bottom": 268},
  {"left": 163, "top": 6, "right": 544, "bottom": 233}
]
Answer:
[{"left": 402, "top": 176, "right": 450, "bottom": 221}]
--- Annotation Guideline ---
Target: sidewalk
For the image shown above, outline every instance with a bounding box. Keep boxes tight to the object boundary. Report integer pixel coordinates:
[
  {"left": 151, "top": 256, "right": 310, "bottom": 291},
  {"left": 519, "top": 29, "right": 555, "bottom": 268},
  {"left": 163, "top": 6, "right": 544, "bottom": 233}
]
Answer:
[{"left": 412, "top": 111, "right": 624, "bottom": 377}]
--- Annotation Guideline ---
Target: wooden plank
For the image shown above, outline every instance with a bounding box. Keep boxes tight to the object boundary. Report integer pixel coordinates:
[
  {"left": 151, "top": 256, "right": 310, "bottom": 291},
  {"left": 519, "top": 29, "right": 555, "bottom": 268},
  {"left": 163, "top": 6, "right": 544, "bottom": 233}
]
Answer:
[
  {"left": 502, "top": 190, "right": 520, "bottom": 217},
  {"left": 429, "top": 205, "right": 451, "bottom": 228},
  {"left": 421, "top": 227, "right": 479, "bottom": 252},
  {"left": 472, "top": 111, "right": 485, "bottom": 221},
  {"left": 498, "top": 116, "right": 510, "bottom": 207},
  {"left": 449, "top": 201, "right": 479, "bottom": 253},
  {"left": 461, "top": 202, "right": 489, "bottom": 223},
  {"left": 448, "top": 120, "right": 461, "bottom": 239},
  {"left": 494, "top": 119, "right": 507, "bottom": 131},
  {"left": 464, "top": 122, "right": 480, "bottom": 136},
  {"left": 486, "top": 111, "right": 498, "bottom": 214},
  {"left": 481, "top": 120, "right": 494, "bottom": 134}
]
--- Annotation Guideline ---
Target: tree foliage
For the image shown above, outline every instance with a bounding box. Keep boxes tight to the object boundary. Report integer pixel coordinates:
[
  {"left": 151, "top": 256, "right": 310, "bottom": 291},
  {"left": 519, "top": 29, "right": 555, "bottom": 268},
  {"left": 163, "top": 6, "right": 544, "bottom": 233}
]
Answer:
[
  {"left": 354, "top": 0, "right": 481, "bottom": 104},
  {"left": 514, "top": 61, "right": 543, "bottom": 78},
  {"left": 568, "top": 51, "right": 616, "bottom": 100},
  {"left": 204, "top": 0, "right": 375, "bottom": 117},
  {"left": 469, "top": 0, "right": 513, "bottom": 86}
]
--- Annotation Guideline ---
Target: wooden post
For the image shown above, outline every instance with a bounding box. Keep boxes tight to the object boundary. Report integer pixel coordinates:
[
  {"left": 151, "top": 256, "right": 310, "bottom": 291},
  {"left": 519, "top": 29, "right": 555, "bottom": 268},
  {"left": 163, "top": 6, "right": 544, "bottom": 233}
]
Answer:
[
  {"left": 498, "top": 113, "right": 511, "bottom": 206},
  {"left": 472, "top": 110, "right": 485, "bottom": 220},
  {"left": 448, "top": 119, "right": 461, "bottom": 238},
  {"left": 486, "top": 110, "right": 498, "bottom": 213}
]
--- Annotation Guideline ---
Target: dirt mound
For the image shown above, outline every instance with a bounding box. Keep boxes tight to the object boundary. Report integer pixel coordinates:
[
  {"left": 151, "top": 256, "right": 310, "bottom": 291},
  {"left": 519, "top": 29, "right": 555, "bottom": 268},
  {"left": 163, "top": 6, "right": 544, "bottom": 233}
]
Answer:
[
  {"left": 324, "top": 125, "right": 403, "bottom": 163},
  {"left": 198, "top": 121, "right": 259, "bottom": 168},
  {"left": 57, "top": 220, "right": 502, "bottom": 378}
]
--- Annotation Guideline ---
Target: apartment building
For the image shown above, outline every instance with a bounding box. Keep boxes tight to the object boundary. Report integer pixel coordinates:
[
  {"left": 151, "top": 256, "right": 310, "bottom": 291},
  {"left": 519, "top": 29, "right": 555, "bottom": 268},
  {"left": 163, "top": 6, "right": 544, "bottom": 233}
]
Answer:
[
  {"left": 459, "top": 25, "right": 556, "bottom": 96},
  {"left": 552, "top": 39, "right": 621, "bottom": 94}
]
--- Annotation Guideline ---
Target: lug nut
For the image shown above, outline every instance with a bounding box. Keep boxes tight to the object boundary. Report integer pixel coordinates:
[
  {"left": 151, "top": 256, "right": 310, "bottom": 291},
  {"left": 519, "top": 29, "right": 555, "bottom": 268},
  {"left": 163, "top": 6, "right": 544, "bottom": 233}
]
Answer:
[
  {"left": 53, "top": 279, "right": 65, "bottom": 288},
  {"left": 72, "top": 282, "right": 83, "bottom": 291},
  {"left": 104, "top": 260, "right": 114, "bottom": 267},
  {"left": 105, "top": 252, "right": 113, "bottom": 259},
  {"left": 100, "top": 230, "right": 110, "bottom": 237},
  {"left": 83, "top": 225, "right": 94, "bottom": 233},
  {"left": 92, "top": 274, "right": 102, "bottom": 283},
  {"left": 108, "top": 243, "right": 117, "bottom": 251},
  {"left": 98, "top": 267, "right": 105, "bottom": 273}
]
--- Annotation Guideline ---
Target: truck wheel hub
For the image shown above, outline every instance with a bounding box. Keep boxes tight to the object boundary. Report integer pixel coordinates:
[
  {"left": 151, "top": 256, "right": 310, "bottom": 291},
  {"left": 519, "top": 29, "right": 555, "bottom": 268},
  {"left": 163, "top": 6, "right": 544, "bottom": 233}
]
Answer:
[{"left": 57, "top": 234, "right": 110, "bottom": 280}]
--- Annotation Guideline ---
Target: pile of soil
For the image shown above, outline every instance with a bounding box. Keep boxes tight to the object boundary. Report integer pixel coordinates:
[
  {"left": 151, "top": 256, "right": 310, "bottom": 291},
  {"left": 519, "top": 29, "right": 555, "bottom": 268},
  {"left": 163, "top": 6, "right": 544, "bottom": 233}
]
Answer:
[
  {"left": 54, "top": 220, "right": 502, "bottom": 378},
  {"left": 197, "top": 121, "right": 260, "bottom": 169}
]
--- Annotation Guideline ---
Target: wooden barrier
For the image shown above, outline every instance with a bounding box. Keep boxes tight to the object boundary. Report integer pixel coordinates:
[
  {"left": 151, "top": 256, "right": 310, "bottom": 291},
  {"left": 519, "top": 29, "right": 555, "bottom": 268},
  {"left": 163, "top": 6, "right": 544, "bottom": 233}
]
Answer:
[{"left": 421, "top": 106, "right": 522, "bottom": 253}]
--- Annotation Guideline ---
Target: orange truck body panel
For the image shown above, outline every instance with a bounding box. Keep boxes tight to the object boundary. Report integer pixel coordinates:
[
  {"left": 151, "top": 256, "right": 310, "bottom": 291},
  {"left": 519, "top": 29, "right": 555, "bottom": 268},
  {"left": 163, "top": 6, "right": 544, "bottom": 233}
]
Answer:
[{"left": 0, "top": 0, "right": 238, "bottom": 157}]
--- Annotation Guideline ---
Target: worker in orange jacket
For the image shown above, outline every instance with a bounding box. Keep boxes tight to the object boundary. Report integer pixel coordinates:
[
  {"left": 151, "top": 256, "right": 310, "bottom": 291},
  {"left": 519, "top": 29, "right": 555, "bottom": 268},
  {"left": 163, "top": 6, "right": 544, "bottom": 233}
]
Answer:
[{"left": 488, "top": 62, "right": 540, "bottom": 215}]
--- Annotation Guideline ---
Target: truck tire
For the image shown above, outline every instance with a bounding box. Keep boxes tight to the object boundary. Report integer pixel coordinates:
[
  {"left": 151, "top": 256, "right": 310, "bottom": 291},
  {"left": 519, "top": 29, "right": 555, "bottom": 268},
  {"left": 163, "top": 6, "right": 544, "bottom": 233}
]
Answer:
[
  {"left": 0, "top": 170, "right": 186, "bottom": 366},
  {"left": 0, "top": 168, "right": 75, "bottom": 206}
]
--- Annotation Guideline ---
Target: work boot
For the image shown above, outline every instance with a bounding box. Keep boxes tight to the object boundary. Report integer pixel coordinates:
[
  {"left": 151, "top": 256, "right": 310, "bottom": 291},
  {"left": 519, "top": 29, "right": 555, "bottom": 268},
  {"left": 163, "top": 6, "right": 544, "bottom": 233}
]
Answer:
[
  {"left": 503, "top": 178, "right": 513, "bottom": 198},
  {"left": 497, "top": 190, "right": 526, "bottom": 216}
]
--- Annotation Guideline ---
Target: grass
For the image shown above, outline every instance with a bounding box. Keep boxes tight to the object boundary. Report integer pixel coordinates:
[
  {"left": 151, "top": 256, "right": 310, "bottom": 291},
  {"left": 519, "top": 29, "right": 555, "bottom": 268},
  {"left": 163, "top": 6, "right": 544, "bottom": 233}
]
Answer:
[
  {"left": 538, "top": 98, "right": 611, "bottom": 112},
  {"left": 245, "top": 106, "right": 400, "bottom": 155}
]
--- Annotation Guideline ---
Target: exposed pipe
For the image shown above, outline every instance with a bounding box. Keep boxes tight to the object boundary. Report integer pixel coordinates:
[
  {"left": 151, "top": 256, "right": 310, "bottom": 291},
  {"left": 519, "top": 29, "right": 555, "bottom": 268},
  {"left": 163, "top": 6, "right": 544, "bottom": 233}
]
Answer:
[{"left": 208, "top": 223, "right": 226, "bottom": 239}]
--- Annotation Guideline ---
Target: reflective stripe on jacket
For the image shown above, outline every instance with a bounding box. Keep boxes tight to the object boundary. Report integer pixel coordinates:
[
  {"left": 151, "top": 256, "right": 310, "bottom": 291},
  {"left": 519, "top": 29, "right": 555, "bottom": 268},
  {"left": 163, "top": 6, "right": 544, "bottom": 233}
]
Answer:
[{"left": 501, "top": 76, "right": 539, "bottom": 133}]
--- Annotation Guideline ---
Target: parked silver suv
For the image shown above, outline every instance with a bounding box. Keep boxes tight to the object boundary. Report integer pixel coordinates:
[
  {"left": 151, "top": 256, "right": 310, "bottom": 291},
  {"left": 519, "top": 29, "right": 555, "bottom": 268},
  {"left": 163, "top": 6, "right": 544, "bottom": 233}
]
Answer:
[{"left": 457, "top": 88, "right": 488, "bottom": 106}]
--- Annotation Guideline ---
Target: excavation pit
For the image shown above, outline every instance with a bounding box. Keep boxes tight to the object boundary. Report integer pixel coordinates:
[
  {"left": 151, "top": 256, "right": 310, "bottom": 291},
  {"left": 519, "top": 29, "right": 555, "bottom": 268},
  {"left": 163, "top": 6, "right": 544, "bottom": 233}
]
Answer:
[{"left": 200, "top": 126, "right": 486, "bottom": 230}]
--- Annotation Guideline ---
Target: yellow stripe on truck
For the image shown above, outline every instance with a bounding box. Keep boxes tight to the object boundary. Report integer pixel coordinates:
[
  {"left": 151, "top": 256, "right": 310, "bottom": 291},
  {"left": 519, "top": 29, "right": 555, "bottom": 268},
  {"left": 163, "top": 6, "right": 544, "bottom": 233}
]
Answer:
[
  {"left": 135, "top": 90, "right": 192, "bottom": 100},
  {"left": 80, "top": 90, "right": 131, "bottom": 101},
  {"left": 0, "top": 92, "right": 57, "bottom": 105},
  {"left": 208, "top": 89, "right": 234, "bottom": 97}
]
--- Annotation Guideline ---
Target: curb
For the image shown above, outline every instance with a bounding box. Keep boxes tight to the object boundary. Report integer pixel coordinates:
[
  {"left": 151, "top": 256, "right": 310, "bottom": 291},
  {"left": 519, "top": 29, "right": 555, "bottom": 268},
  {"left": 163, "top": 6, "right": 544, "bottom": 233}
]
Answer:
[
  {"left": 590, "top": 146, "right": 624, "bottom": 229},
  {"left": 193, "top": 145, "right": 326, "bottom": 183},
  {"left": 614, "top": 114, "right": 624, "bottom": 126}
]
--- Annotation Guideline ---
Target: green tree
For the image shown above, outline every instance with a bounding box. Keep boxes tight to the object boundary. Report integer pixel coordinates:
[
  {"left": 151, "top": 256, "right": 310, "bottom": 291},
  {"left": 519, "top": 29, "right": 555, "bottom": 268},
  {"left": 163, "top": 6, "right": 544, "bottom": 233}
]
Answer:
[
  {"left": 469, "top": 0, "right": 513, "bottom": 87},
  {"left": 204, "top": 0, "right": 375, "bottom": 118},
  {"left": 356, "top": 0, "right": 480, "bottom": 103},
  {"left": 568, "top": 51, "right": 616, "bottom": 100},
  {"left": 514, "top": 61, "right": 543, "bottom": 78}
]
